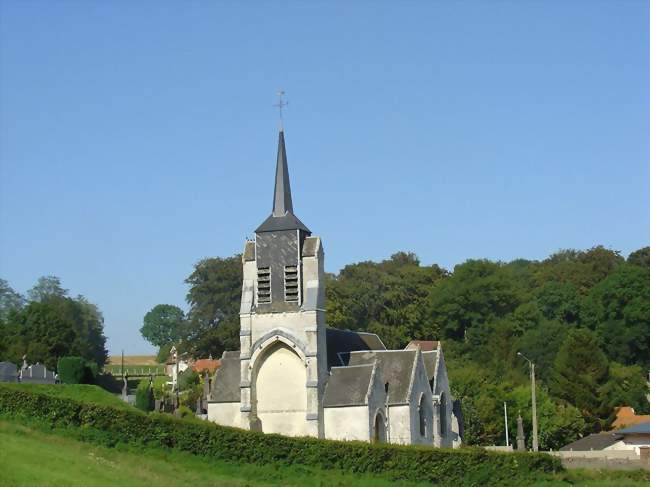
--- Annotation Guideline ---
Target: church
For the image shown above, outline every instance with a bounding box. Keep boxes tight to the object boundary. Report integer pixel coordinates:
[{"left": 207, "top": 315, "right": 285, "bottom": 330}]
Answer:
[{"left": 207, "top": 129, "right": 462, "bottom": 447}]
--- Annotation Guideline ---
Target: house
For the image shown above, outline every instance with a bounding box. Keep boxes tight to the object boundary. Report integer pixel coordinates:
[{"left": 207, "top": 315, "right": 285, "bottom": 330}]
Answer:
[
  {"left": 206, "top": 128, "right": 462, "bottom": 446},
  {"left": 561, "top": 421, "right": 650, "bottom": 456},
  {"left": 611, "top": 406, "right": 650, "bottom": 430}
]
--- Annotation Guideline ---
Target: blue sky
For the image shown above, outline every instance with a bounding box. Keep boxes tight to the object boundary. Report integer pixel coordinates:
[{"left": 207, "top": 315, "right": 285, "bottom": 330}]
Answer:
[{"left": 1, "top": 2, "right": 648, "bottom": 355}]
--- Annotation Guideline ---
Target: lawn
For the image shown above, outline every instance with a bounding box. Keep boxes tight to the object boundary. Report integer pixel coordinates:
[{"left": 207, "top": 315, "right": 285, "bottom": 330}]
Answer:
[
  {"left": 0, "top": 420, "right": 427, "bottom": 487},
  {"left": 0, "top": 383, "right": 137, "bottom": 412}
]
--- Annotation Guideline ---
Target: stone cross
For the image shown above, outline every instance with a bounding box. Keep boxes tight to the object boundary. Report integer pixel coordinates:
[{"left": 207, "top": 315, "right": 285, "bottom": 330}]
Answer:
[{"left": 516, "top": 413, "right": 526, "bottom": 451}]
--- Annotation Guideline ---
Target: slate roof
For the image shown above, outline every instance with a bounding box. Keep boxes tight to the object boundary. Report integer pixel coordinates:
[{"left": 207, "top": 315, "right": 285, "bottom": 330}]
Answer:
[
  {"left": 210, "top": 351, "right": 241, "bottom": 403},
  {"left": 326, "top": 328, "right": 386, "bottom": 368},
  {"left": 323, "top": 364, "right": 375, "bottom": 407},
  {"left": 256, "top": 130, "right": 310, "bottom": 234},
  {"left": 343, "top": 350, "right": 417, "bottom": 405},
  {"left": 421, "top": 351, "right": 438, "bottom": 382},
  {"left": 560, "top": 433, "right": 623, "bottom": 451},
  {"left": 617, "top": 421, "right": 650, "bottom": 434}
]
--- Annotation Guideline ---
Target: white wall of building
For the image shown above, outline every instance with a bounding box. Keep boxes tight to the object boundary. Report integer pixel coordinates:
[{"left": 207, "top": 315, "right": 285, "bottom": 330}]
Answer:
[
  {"left": 324, "top": 406, "right": 369, "bottom": 441},
  {"left": 207, "top": 402, "right": 241, "bottom": 428},
  {"left": 254, "top": 343, "right": 309, "bottom": 437}
]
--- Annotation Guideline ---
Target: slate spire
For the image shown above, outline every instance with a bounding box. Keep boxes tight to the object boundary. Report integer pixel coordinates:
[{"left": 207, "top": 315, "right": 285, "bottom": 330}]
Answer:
[
  {"left": 272, "top": 130, "right": 293, "bottom": 217},
  {"left": 255, "top": 129, "right": 310, "bottom": 234}
]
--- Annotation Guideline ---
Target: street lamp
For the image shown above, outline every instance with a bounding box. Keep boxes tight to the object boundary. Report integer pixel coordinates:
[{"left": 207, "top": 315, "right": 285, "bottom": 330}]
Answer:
[{"left": 517, "top": 352, "right": 539, "bottom": 452}]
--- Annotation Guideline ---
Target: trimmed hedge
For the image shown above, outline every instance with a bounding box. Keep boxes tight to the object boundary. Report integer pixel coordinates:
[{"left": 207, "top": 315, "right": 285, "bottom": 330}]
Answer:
[
  {"left": 0, "top": 384, "right": 561, "bottom": 485},
  {"left": 57, "top": 356, "right": 87, "bottom": 384}
]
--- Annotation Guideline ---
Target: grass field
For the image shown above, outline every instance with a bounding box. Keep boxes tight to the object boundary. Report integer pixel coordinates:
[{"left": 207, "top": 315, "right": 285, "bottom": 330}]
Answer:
[
  {"left": 0, "top": 383, "right": 138, "bottom": 412},
  {"left": 0, "top": 420, "right": 427, "bottom": 487},
  {"left": 107, "top": 355, "right": 159, "bottom": 366}
]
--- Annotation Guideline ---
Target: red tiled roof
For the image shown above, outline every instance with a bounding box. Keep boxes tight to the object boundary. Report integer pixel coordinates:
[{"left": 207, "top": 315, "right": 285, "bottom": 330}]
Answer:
[
  {"left": 192, "top": 359, "right": 220, "bottom": 374},
  {"left": 612, "top": 406, "right": 650, "bottom": 430}
]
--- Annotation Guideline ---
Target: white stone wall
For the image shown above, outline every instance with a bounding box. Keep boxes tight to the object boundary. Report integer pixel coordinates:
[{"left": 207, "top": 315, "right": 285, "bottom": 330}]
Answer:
[
  {"left": 324, "top": 406, "right": 369, "bottom": 441},
  {"left": 407, "top": 352, "right": 434, "bottom": 445},
  {"left": 432, "top": 348, "right": 455, "bottom": 448},
  {"left": 254, "top": 343, "right": 308, "bottom": 437},
  {"left": 387, "top": 405, "right": 412, "bottom": 444},
  {"left": 207, "top": 402, "right": 241, "bottom": 428},
  {"left": 238, "top": 236, "right": 327, "bottom": 438}
]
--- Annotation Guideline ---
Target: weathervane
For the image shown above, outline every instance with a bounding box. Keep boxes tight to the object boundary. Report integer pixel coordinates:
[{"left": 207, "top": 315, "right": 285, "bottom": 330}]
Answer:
[{"left": 274, "top": 90, "right": 288, "bottom": 130}]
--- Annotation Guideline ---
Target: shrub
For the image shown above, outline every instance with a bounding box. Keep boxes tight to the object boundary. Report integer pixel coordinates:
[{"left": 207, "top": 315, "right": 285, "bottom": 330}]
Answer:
[
  {"left": 0, "top": 383, "right": 561, "bottom": 485},
  {"left": 57, "top": 357, "right": 87, "bottom": 384},
  {"left": 135, "top": 379, "right": 154, "bottom": 412},
  {"left": 178, "top": 369, "right": 199, "bottom": 390}
]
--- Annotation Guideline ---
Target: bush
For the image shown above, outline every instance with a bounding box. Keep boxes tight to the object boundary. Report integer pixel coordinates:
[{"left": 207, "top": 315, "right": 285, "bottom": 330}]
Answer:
[
  {"left": 178, "top": 369, "right": 199, "bottom": 390},
  {"left": 135, "top": 379, "right": 154, "bottom": 412},
  {"left": 0, "top": 383, "right": 561, "bottom": 485},
  {"left": 57, "top": 357, "right": 87, "bottom": 384}
]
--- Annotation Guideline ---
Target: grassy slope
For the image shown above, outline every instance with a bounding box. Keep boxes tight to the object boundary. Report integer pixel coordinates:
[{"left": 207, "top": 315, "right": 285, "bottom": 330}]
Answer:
[
  {"left": 0, "top": 383, "right": 137, "bottom": 412},
  {"left": 0, "top": 420, "right": 426, "bottom": 487}
]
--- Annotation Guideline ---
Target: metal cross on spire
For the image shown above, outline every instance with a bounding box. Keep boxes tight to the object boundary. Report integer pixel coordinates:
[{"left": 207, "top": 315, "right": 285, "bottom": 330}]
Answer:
[{"left": 274, "top": 90, "right": 288, "bottom": 131}]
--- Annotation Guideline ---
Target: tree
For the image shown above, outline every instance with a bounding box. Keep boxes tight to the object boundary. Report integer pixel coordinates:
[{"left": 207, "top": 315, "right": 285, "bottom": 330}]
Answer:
[
  {"left": 582, "top": 264, "right": 650, "bottom": 366},
  {"left": 426, "top": 260, "right": 523, "bottom": 340},
  {"left": 327, "top": 252, "right": 445, "bottom": 348},
  {"left": 549, "top": 329, "right": 610, "bottom": 432},
  {"left": 628, "top": 246, "right": 650, "bottom": 271},
  {"left": 2, "top": 295, "right": 108, "bottom": 369},
  {"left": 140, "top": 304, "right": 186, "bottom": 348},
  {"left": 27, "top": 275, "right": 68, "bottom": 302},
  {"left": 183, "top": 256, "right": 242, "bottom": 358},
  {"left": 0, "top": 279, "right": 25, "bottom": 322}
]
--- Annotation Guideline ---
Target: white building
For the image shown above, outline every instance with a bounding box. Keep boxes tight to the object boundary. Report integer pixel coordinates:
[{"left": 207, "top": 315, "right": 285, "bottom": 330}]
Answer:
[{"left": 207, "top": 129, "right": 461, "bottom": 446}]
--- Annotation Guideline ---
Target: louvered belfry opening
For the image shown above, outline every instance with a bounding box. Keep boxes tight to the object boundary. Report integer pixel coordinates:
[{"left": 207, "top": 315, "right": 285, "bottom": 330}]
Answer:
[
  {"left": 257, "top": 267, "right": 271, "bottom": 304},
  {"left": 284, "top": 265, "right": 299, "bottom": 302}
]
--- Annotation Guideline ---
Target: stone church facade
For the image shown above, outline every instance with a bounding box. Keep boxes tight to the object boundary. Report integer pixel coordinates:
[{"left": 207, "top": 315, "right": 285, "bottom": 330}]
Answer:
[{"left": 207, "top": 130, "right": 461, "bottom": 447}]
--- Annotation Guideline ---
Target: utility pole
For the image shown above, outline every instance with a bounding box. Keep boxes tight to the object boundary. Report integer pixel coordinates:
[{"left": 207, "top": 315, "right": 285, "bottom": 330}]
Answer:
[
  {"left": 504, "top": 402, "right": 509, "bottom": 447},
  {"left": 517, "top": 352, "right": 539, "bottom": 452},
  {"left": 531, "top": 363, "right": 538, "bottom": 452}
]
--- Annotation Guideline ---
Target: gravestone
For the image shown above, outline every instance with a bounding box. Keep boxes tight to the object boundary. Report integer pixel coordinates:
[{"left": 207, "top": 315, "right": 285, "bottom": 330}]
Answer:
[
  {"left": 20, "top": 363, "right": 56, "bottom": 384},
  {"left": 0, "top": 362, "right": 18, "bottom": 382}
]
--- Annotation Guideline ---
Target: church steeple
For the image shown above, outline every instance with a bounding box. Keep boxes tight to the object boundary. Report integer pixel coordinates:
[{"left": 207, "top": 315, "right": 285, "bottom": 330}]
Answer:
[
  {"left": 256, "top": 130, "right": 310, "bottom": 233},
  {"left": 272, "top": 130, "right": 293, "bottom": 217}
]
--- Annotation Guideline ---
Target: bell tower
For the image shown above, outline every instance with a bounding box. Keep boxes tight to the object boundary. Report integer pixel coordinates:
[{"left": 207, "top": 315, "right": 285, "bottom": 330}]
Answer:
[{"left": 238, "top": 129, "right": 327, "bottom": 438}]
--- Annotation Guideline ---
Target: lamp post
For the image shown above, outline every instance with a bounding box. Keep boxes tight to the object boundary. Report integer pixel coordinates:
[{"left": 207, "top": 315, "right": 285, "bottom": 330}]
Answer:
[{"left": 517, "top": 352, "right": 539, "bottom": 452}]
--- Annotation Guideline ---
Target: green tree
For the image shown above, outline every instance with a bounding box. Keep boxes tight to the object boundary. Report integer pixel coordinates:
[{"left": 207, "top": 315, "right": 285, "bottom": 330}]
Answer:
[
  {"left": 140, "top": 304, "right": 186, "bottom": 349},
  {"left": 3, "top": 295, "right": 108, "bottom": 369},
  {"left": 628, "top": 246, "right": 650, "bottom": 271},
  {"left": 426, "top": 260, "right": 523, "bottom": 340},
  {"left": 184, "top": 256, "right": 242, "bottom": 358},
  {"left": 549, "top": 329, "right": 610, "bottom": 432},
  {"left": 582, "top": 264, "right": 650, "bottom": 366},
  {"left": 0, "top": 279, "right": 25, "bottom": 322},
  {"left": 508, "top": 386, "right": 584, "bottom": 450},
  {"left": 27, "top": 275, "right": 68, "bottom": 302}
]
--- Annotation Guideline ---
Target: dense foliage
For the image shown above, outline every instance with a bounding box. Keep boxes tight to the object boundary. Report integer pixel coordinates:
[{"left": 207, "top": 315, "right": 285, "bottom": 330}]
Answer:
[
  {"left": 135, "top": 378, "right": 155, "bottom": 412},
  {"left": 0, "top": 276, "right": 108, "bottom": 369},
  {"left": 57, "top": 356, "right": 89, "bottom": 384},
  {"left": 0, "top": 384, "right": 561, "bottom": 485}
]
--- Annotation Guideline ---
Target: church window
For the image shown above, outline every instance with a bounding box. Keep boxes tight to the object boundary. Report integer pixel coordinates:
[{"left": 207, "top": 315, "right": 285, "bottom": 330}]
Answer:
[
  {"left": 257, "top": 267, "right": 271, "bottom": 303},
  {"left": 419, "top": 394, "right": 427, "bottom": 437},
  {"left": 440, "top": 392, "right": 447, "bottom": 437},
  {"left": 284, "top": 265, "right": 299, "bottom": 302}
]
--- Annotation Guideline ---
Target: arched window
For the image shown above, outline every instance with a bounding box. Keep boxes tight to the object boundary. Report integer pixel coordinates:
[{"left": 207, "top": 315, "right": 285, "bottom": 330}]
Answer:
[
  {"left": 374, "top": 411, "right": 386, "bottom": 443},
  {"left": 439, "top": 392, "right": 447, "bottom": 437},
  {"left": 419, "top": 394, "right": 427, "bottom": 436}
]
